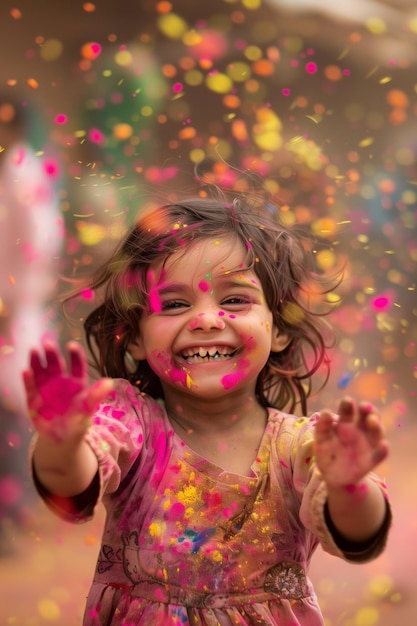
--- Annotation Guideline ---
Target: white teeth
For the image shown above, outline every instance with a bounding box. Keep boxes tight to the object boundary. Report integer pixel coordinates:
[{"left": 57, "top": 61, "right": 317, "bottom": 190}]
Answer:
[{"left": 179, "top": 346, "right": 236, "bottom": 363}]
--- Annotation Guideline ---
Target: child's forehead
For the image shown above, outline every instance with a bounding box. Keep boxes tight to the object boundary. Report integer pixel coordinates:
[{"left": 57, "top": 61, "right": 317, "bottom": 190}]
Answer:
[{"left": 152, "top": 236, "right": 250, "bottom": 279}]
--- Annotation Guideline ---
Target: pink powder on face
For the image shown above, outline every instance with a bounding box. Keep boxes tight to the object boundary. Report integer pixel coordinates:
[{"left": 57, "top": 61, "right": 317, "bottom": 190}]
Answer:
[
  {"left": 169, "top": 367, "right": 195, "bottom": 390},
  {"left": 198, "top": 280, "right": 210, "bottom": 292},
  {"left": 221, "top": 371, "right": 244, "bottom": 390},
  {"left": 221, "top": 356, "right": 251, "bottom": 389},
  {"left": 147, "top": 268, "right": 167, "bottom": 313},
  {"left": 149, "top": 287, "right": 161, "bottom": 313}
]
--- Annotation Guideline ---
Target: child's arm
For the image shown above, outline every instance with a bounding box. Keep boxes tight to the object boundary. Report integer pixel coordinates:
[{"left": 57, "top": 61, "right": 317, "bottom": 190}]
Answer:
[
  {"left": 24, "top": 341, "right": 113, "bottom": 497},
  {"left": 314, "top": 398, "right": 389, "bottom": 543}
]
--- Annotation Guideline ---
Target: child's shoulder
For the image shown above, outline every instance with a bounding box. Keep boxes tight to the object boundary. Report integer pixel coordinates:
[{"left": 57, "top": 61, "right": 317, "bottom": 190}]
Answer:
[
  {"left": 267, "top": 407, "right": 316, "bottom": 438},
  {"left": 100, "top": 378, "right": 169, "bottom": 426}
]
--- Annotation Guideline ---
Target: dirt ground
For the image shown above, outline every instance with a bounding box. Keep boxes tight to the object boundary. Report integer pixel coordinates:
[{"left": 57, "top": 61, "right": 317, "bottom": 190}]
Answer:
[{"left": 1, "top": 424, "right": 416, "bottom": 626}]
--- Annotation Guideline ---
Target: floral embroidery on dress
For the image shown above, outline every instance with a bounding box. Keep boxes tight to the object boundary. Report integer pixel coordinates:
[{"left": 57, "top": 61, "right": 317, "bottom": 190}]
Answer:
[
  {"left": 263, "top": 562, "right": 309, "bottom": 599},
  {"left": 122, "top": 530, "right": 145, "bottom": 583},
  {"left": 97, "top": 544, "right": 123, "bottom": 574}
]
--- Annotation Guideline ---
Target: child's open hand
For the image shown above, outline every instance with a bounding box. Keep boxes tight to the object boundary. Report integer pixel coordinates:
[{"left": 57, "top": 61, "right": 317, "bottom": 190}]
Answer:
[
  {"left": 23, "top": 341, "right": 113, "bottom": 444},
  {"left": 313, "top": 398, "right": 389, "bottom": 489}
]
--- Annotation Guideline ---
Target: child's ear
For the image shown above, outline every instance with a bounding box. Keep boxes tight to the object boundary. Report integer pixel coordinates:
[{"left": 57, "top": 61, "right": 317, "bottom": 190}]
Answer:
[
  {"left": 271, "top": 326, "right": 291, "bottom": 353},
  {"left": 128, "top": 337, "right": 146, "bottom": 360}
]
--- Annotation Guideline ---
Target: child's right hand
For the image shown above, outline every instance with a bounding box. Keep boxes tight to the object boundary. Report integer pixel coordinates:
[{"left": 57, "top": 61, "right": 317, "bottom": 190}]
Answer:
[{"left": 23, "top": 341, "right": 113, "bottom": 444}]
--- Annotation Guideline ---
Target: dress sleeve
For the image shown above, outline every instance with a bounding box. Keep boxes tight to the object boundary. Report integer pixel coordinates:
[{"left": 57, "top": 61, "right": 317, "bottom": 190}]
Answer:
[
  {"left": 30, "top": 380, "right": 157, "bottom": 523},
  {"left": 293, "top": 415, "right": 391, "bottom": 563}
]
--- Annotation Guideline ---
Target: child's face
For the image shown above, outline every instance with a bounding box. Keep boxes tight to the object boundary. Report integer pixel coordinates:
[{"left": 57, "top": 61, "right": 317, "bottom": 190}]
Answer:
[{"left": 130, "top": 236, "right": 288, "bottom": 403}]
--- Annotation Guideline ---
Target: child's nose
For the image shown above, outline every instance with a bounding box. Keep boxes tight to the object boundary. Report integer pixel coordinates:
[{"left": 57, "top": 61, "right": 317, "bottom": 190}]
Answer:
[{"left": 188, "top": 309, "right": 226, "bottom": 331}]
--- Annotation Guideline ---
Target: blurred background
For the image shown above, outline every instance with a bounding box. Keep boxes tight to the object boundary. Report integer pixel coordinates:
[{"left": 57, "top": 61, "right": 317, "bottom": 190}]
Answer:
[{"left": 0, "top": 0, "right": 416, "bottom": 624}]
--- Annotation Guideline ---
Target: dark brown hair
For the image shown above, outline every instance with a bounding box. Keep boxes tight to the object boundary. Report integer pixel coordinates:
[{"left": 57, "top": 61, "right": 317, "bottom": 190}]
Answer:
[{"left": 69, "top": 193, "right": 338, "bottom": 414}]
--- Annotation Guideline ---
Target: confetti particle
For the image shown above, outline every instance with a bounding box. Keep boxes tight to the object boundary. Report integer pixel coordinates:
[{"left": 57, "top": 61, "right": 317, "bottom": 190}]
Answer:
[
  {"left": 205, "top": 72, "right": 233, "bottom": 94},
  {"left": 354, "top": 606, "right": 379, "bottom": 626},
  {"left": 80, "top": 41, "right": 102, "bottom": 60},
  {"left": 10, "top": 7, "right": 22, "bottom": 19},
  {"left": 54, "top": 113, "right": 67, "bottom": 125},
  {"left": 157, "top": 13, "right": 188, "bottom": 39},
  {"left": 337, "top": 372, "right": 354, "bottom": 389},
  {"left": 88, "top": 127, "right": 105, "bottom": 144},
  {"left": 40, "top": 38, "right": 63, "bottom": 61},
  {"left": 37, "top": 598, "right": 61, "bottom": 621},
  {"left": 43, "top": 158, "right": 60, "bottom": 178},
  {"left": 305, "top": 61, "right": 318, "bottom": 74}
]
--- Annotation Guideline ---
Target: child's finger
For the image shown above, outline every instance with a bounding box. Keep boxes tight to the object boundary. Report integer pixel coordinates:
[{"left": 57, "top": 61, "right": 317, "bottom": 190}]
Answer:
[
  {"left": 314, "top": 411, "right": 336, "bottom": 440},
  {"left": 82, "top": 378, "right": 114, "bottom": 415},
  {"left": 29, "top": 348, "right": 48, "bottom": 385},
  {"left": 357, "top": 402, "right": 377, "bottom": 430},
  {"left": 337, "top": 397, "right": 356, "bottom": 423},
  {"left": 43, "top": 342, "right": 65, "bottom": 378},
  {"left": 362, "top": 411, "right": 386, "bottom": 446},
  {"left": 22, "top": 369, "right": 36, "bottom": 403},
  {"left": 68, "top": 341, "right": 87, "bottom": 380}
]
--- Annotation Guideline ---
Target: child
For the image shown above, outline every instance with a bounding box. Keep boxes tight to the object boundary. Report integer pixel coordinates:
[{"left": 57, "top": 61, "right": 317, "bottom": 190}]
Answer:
[{"left": 24, "top": 195, "right": 391, "bottom": 626}]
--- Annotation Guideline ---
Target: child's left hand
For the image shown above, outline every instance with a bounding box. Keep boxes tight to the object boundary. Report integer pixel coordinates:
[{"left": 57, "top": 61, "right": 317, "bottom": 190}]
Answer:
[{"left": 313, "top": 397, "right": 389, "bottom": 489}]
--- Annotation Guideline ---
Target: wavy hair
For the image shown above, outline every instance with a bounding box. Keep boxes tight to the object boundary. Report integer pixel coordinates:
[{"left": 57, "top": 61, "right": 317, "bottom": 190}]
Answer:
[{"left": 67, "top": 192, "right": 339, "bottom": 414}]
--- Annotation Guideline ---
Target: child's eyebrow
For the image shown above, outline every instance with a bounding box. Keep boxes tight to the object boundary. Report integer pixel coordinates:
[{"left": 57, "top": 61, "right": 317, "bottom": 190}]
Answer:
[
  {"left": 217, "top": 277, "right": 262, "bottom": 292},
  {"left": 156, "top": 277, "right": 262, "bottom": 294},
  {"left": 156, "top": 282, "right": 189, "bottom": 295}
]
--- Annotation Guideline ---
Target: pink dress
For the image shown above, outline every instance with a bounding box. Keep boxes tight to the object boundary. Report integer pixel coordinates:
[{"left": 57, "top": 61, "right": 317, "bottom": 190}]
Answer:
[{"left": 35, "top": 380, "right": 390, "bottom": 626}]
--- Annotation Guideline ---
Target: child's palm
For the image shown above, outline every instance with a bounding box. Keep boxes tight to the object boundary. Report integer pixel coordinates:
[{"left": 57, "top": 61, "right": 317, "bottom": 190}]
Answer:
[
  {"left": 24, "top": 342, "right": 112, "bottom": 443},
  {"left": 314, "top": 399, "right": 388, "bottom": 489}
]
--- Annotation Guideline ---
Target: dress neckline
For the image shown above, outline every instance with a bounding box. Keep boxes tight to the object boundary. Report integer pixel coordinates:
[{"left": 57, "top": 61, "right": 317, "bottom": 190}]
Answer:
[{"left": 168, "top": 408, "right": 276, "bottom": 484}]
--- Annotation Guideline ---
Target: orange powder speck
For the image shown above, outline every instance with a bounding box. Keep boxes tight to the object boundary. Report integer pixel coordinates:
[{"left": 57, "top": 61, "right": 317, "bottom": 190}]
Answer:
[
  {"left": 252, "top": 59, "right": 275, "bottom": 77},
  {"left": 83, "top": 2, "right": 96, "bottom": 12},
  {"left": 324, "top": 65, "right": 342, "bottom": 81},
  {"left": 10, "top": 7, "right": 22, "bottom": 19},
  {"left": 223, "top": 94, "right": 241, "bottom": 109},
  {"left": 178, "top": 126, "right": 196, "bottom": 140},
  {"left": 162, "top": 64, "right": 177, "bottom": 78},
  {"left": 389, "top": 108, "right": 407, "bottom": 125},
  {"left": 157, "top": 1, "right": 172, "bottom": 13},
  {"left": 386, "top": 89, "right": 409, "bottom": 108}
]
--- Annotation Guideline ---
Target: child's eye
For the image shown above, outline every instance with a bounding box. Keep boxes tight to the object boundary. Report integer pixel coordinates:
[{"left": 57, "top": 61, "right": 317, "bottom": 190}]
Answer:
[
  {"left": 160, "top": 300, "right": 189, "bottom": 312},
  {"left": 221, "top": 296, "right": 252, "bottom": 307}
]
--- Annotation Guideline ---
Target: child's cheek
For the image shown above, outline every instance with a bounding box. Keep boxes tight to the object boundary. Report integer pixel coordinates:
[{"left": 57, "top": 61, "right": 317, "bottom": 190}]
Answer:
[
  {"left": 147, "top": 350, "right": 195, "bottom": 390},
  {"left": 146, "top": 349, "right": 172, "bottom": 376}
]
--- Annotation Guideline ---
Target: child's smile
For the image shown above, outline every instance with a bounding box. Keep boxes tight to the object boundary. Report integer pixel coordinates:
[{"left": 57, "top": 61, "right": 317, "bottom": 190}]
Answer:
[
  {"left": 130, "top": 236, "right": 288, "bottom": 404},
  {"left": 178, "top": 345, "right": 238, "bottom": 364}
]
